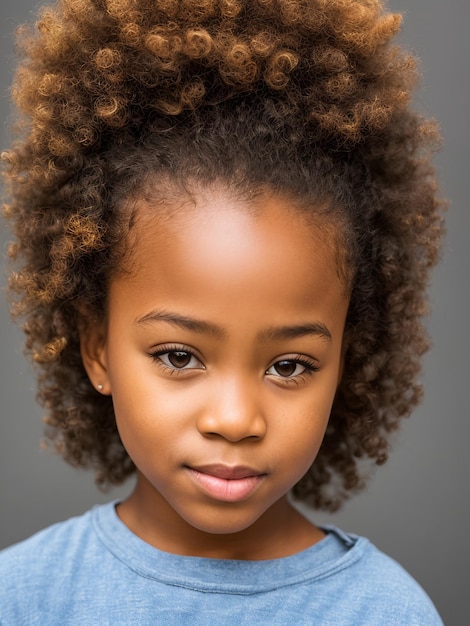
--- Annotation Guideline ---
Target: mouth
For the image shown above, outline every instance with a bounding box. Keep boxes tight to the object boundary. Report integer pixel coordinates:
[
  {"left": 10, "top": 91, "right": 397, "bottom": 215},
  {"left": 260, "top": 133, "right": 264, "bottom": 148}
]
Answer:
[{"left": 184, "top": 464, "right": 266, "bottom": 502}]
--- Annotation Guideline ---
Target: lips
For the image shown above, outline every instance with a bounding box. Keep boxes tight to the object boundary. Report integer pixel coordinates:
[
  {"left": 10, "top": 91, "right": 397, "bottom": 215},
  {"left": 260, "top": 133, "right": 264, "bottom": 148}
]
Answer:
[
  {"left": 189, "top": 463, "right": 263, "bottom": 480},
  {"left": 185, "top": 464, "right": 266, "bottom": 502}
]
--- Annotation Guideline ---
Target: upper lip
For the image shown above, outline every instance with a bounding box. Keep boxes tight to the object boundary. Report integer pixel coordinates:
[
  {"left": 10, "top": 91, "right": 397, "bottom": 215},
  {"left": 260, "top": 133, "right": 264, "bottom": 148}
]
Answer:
[{"left": 187, "top": 463, "right": 265, "bottom": 480}]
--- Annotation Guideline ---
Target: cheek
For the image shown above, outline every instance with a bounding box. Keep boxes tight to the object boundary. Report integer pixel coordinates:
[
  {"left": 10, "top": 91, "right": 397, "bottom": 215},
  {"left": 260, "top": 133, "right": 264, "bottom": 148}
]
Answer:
[
  {"left": 285, "top": 412, "right": 329, "bottom": 464},
  {"left": 268, "top": 387, "right": 334, "bottom": 470},
  {"left": 109, "top": 370, "right": 199, "bottom": 459}
]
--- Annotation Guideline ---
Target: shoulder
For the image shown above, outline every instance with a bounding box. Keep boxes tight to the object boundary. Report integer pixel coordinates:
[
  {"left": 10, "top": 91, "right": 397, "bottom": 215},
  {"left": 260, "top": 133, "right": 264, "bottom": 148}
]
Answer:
[
  {"left": 0, "top": 506, "right": 96, "bottom": 575},
  {"left": 0, "top": 504, "right": 108, "bottom": 624},
  {"left": 318, "top": 526, "right": 444, "bottom": 625}
]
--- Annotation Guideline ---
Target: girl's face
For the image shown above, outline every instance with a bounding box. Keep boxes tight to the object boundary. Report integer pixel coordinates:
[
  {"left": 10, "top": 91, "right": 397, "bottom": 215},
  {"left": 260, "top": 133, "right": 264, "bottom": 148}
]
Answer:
[{"left": 82, "top": 186, "right": 350, "bottom": 559}]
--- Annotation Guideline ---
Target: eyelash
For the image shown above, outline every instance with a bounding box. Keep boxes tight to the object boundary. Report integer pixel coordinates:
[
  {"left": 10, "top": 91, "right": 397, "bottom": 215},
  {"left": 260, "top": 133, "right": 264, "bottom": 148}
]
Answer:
[
  {"left": 149, "top": 345, "right": 320, "bottom": 384},
  {"left": 267, "top": 358, "right": 320, "bottom": 386},
  {"left": 149, "top": 345, "right": 204, "bottom": 375}
]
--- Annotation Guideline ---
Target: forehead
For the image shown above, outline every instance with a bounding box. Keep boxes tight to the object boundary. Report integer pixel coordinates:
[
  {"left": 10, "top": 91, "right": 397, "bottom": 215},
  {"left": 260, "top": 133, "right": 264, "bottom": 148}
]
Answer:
[
  {"left": 124, "top": 184, "right": 349, "bottom": 290},
  {"left": 108, "top": 187, "right": 349, "bottom": 338}
]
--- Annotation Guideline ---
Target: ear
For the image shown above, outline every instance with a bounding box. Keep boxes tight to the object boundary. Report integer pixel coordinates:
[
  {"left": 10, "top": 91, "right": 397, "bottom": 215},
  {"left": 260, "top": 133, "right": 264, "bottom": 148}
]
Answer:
[{"left": 79, "top": 316, "right": 111, "bottom": 396}]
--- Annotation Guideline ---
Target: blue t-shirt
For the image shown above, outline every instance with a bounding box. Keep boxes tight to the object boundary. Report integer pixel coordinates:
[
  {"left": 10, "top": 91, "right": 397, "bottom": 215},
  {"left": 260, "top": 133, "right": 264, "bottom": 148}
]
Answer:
[{"left": 0, "top": 502, "right": 442, "bottom": 625}]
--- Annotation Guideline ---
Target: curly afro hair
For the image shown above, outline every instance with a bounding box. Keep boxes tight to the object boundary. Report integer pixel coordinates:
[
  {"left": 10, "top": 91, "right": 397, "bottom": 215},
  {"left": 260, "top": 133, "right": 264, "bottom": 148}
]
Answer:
[{"left": 2, "top": 0, "right": 444, "bottom": 510}]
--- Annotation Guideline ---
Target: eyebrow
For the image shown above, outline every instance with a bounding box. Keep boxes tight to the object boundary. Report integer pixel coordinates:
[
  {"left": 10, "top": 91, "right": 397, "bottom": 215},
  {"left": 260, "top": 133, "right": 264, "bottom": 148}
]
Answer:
[
  {"left": 135, "top": 309, "right": 225, "bottom": 339},
  {"left": 258, "top": 322, "right": 332, "bottom": 343},
  {"left": 135, "top": 309, "right": 332, "bottom": 342}
]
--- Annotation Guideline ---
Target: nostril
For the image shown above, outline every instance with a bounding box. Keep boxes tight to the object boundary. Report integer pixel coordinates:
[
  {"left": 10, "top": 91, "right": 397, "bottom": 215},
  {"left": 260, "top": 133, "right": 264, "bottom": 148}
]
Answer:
[{"left": 197, "top": 412, "right": 267, "bottom": 442}]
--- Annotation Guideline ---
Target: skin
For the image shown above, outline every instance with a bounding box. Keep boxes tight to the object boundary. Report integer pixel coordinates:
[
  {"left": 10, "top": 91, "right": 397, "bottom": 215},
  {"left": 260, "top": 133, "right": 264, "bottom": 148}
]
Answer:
[{"left": 81, "top": 186, "right": 350, "bottom": 560}]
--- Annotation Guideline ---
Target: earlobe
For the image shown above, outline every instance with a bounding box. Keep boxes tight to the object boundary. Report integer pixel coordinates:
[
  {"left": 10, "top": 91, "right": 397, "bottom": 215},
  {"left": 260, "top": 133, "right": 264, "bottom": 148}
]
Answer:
[{"left": 79, "top": 318, "right": 111, "bottom": 395}]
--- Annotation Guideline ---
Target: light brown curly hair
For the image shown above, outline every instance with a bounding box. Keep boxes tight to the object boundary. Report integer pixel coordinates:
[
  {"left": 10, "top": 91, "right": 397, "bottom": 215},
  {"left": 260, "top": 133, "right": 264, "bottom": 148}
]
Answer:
[{"left": 2, "top": 0, "right": 444, "bottom": 510}]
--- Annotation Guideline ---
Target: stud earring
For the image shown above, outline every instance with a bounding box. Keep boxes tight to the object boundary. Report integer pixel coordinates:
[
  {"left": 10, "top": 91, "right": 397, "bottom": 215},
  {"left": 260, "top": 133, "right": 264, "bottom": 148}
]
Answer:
[{"left": 97, "top": 384, "right": 103, "bottom": 391}]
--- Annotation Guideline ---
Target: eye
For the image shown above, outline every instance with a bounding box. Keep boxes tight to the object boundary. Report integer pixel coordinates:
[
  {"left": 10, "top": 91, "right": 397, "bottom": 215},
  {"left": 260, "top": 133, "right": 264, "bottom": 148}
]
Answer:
[
  {"left": 151, "top": 347, "right": 204, "bottom": 371},
  {"left": 266, "top": 357, "right": 319, "bottom": 380}
]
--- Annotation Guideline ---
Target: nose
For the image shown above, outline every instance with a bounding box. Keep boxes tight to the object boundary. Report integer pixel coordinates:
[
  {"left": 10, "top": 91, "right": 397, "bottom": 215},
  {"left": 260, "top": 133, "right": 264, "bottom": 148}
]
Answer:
[{"left": 196, "top": 376, "right": 267, "bottom": 442}]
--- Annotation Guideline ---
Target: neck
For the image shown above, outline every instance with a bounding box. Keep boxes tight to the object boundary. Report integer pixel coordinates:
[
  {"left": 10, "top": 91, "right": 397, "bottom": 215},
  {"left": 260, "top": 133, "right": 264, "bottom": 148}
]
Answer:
[{"left": 116, "top": 474, "right": 324, "bottom": 560}]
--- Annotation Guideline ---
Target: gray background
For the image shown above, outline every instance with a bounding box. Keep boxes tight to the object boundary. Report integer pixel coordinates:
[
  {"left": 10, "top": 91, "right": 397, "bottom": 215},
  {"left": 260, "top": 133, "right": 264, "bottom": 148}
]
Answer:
[{"left": 0, "top": 1, "right": 468, "bottom": 624}]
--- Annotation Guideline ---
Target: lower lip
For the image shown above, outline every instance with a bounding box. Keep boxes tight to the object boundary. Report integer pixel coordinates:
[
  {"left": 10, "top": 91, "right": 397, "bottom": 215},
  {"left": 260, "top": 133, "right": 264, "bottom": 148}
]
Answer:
[{"left": 185, "top": 468, "right": 265, "bottom": 502}]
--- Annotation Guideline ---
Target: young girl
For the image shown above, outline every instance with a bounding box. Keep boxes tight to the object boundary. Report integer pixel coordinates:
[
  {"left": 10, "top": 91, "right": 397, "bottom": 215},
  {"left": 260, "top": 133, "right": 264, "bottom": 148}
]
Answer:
[{"left": 1, "top": 0, "right": 445, "bottom": 623}]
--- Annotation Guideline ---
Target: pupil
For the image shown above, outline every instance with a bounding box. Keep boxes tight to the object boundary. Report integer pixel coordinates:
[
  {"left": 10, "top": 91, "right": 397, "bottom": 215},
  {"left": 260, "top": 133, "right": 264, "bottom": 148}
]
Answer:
[
  {"left": 275, "top": 360, "right": 296, "bottom": 377},
  {"left": 168, "top": 351, "right": 191, "bottom": 368}
]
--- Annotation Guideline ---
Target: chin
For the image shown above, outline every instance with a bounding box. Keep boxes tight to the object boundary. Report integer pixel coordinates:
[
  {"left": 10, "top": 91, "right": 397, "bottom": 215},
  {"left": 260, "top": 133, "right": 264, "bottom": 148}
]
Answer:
[{"left": 182, "top": 507, "right": 266, "bottom": 537}]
